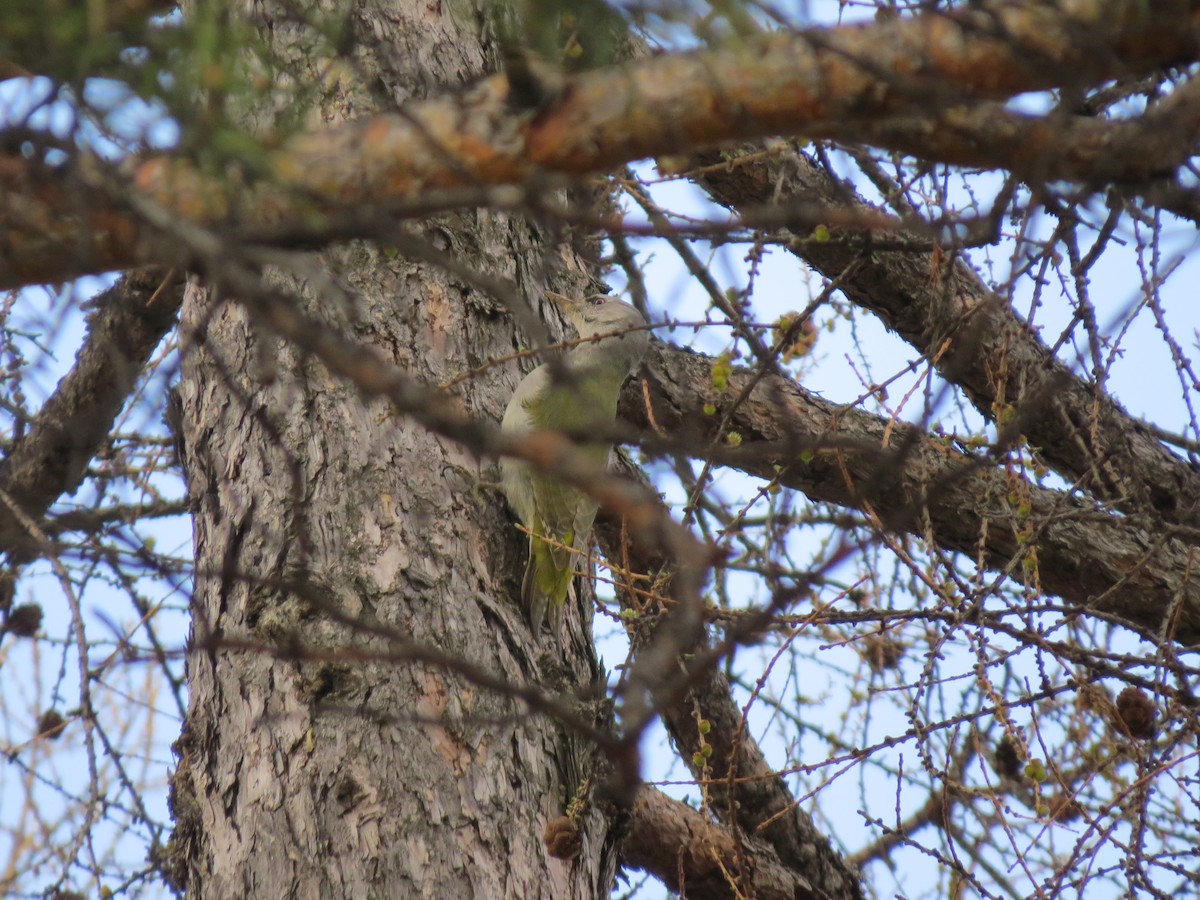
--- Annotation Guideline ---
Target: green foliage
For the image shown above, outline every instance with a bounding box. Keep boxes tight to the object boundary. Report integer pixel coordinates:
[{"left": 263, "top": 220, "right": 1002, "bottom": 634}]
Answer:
[
  {"left": 710, "top": 351, "right": 733, "bottom": 392},
  {"left": 466, "top": 0, "right": 630, "bottom": 71},
  {"left": 1, "top": 0, "right": 148, "bottom": 84},
  {"left": 0, "top": 0, "right": 348, "bottom": 181}
]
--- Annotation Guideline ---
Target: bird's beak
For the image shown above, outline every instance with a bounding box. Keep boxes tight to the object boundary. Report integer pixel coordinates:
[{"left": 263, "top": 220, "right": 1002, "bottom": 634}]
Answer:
[
  {"left": 545, "top": 291, "right": 581, "bottom": 313},
  {"left": 545, "top": 291, "right": 585, "bottom": 331}
]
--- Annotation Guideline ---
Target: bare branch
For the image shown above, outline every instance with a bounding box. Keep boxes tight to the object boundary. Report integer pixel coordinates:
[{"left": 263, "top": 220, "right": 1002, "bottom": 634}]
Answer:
[
  {"left": 596, "top": 465, "right": 865, "bottom": 899},
  {"left": 5, "top": 0, "right": 1200, "bottom": 287},
  {"left": 622, "top": 346, "right": 1200, "bottom": 644},
  {"left": 690, "top": 145, "right": 1200, "bottom": 528},
  {"left": 828, "top": 81, "right": 1200, "bottom": 188},
  {"left": 0, "top": 269, "right": 183, "bottom": 560}
]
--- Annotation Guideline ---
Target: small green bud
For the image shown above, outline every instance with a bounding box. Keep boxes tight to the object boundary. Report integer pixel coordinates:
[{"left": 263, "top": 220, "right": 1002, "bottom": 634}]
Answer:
[{"left": 711, "top": 352, "right": 733, "bottom": 393}]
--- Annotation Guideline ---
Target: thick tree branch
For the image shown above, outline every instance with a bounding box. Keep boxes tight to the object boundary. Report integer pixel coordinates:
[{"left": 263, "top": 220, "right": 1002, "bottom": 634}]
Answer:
[
  {"left": 5, "top": 0, "right": 1200, "bottom": 288},
  {"left": 0, "top": 268, "right": 183, "bottom": 560},
  {"left": 0, "top": 154, "right": 145, "bottom": 290},
  {"left": 621, "top": 346, "right": 1200, "bottom": 644},
  {"left": 622, "top": 787, "right": 824, "bottom": 900},
  {"left": 690, "top": 145, "right": 1200, "bottom": 530},
  {"left": 828, "top": 76, "right": 1200, "bottom": 187}
]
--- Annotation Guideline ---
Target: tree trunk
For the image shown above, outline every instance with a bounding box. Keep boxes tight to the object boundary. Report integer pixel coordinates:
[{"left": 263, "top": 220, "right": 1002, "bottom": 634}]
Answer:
[{"left": 169, "top": 2, "right": 615, "bottom": 895}]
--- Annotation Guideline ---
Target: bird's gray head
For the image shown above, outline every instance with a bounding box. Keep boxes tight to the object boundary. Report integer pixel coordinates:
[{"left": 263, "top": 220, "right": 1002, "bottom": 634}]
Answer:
[{"left": 546, "top": 291, "right": 647, "bottom": 341}]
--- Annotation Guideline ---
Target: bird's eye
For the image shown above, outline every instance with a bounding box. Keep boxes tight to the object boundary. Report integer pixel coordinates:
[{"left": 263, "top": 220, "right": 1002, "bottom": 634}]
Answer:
[{"left": 587, "top": 295, "right": 606, "bottom": 306}]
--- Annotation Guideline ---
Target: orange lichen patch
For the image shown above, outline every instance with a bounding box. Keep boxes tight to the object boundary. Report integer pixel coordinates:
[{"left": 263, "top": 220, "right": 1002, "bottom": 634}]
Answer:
[
  {"left": 133, "top": 157, "right": 231, "bottom": 220},
  {"left": 268, "top": 144, "right": 317, "bottom": 188},
  {"left": 0, "top": 157, "right": 140, "bottom": 285},
  {"left": 89, "top": 208, "right": 140, "bottom": 257},
  {"left": 361, "top": 116, "right": 397, "bottom": 147},
  {"left": 1008, "top": 121, "right": 1059, "bottom": 166},
  {"left": 920, "top": 14, "right": 1012, "bottom": 91},
  {"left": 532, "top": 0, "right": 1200, "bottom": 174},
  {"left": 438, "top": 136, "right": 524, "bottom": 185}
]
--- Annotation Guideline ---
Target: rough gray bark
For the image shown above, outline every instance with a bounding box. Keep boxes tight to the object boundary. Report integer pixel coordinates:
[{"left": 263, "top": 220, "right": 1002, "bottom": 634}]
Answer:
[{"left": 168, "top": 3, "right": 618, "bottom": 896}]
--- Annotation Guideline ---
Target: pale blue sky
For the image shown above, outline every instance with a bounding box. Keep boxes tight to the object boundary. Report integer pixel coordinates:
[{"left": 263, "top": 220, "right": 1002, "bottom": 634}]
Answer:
[{"left": 3, "top": 8, "right": 1199, "bottom": 897}]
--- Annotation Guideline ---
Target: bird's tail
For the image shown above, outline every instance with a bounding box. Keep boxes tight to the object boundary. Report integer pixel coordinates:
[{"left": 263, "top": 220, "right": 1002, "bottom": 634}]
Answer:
[{"left": 523, "top": 533, "right": 576, "bottom": 640}]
